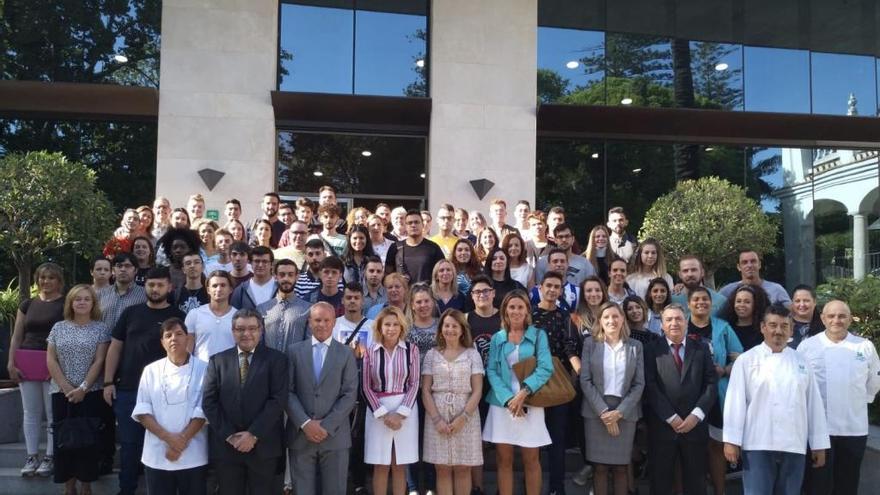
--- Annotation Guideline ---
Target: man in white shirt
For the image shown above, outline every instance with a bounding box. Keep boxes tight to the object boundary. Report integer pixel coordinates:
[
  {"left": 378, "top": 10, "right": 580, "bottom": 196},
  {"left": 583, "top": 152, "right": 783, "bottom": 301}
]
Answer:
[
  {"left": 186, "top": 271, "right": 237, "bottom": 362},
  {"left": 723, "top": 304, "right": 829, "bottom": 494},
  {"left": 133, "top": 317, "right": 209, "bottom": 494},
  {"left": 797, "top": 300, "right": 880, "bottom": 495},
  {"left": 230, "top": 246, "right": 277, "bottom": 310}
]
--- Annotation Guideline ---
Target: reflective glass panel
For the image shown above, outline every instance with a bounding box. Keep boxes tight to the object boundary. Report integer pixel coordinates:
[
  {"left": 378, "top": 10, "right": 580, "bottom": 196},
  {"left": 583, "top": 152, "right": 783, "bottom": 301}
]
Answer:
[
  {"left": 354, "top": 10, "right": 427, "bottom": 96},
  {"left": 603, "top": 33, "right": 672, "bottom": 108},
  {"left": 535, "top": 140, "right": 605, "bottom": 236},
  {"left": 605, "top": 142, "right": 676, "bottom": 233},
  {"left": 279, "top": 3, "right": 354, "bottom": 93},
  {"left": 536, "top": 27, "right": 604, "bottom": 104},
  {"left": 689, "top": 42, "right": 743, "bottom": 111},
  {"left": 743, "top": 46, "right": 810, "bottom": 113},
  {"left": 810, "top": 52, "right": 877, "bottom": 117},
  {"left": 277, "top": 131, "right": 426, "bottom": 196}
]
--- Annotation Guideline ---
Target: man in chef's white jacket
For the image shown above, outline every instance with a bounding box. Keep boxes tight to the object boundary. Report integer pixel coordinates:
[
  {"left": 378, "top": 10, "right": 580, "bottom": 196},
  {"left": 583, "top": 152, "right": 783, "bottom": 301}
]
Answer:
[{"left": 723, "top": 304, "right": 830, "bottom": 495}]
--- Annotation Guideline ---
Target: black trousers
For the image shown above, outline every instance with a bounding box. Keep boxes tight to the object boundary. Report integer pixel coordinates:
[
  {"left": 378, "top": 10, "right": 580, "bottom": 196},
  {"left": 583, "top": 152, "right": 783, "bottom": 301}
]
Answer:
[
  {"left": 144, "top": 465, "right": 207, "bottom": 495},
  {"left": 51, "top": 391, "right": 104, "bottom": 484},
  {"left": 804, "top": 435, "right": 867, "bottom": 495},
  {"left": 214, "top": 455, "right": 281, "bottom": 495},
  {"left": 648, "top": 423, "right": 708, "bottom": 495}
]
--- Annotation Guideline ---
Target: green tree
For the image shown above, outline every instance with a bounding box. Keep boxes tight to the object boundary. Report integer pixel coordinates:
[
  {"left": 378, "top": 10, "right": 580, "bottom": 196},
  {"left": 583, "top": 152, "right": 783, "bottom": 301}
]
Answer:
[
  {"left": 537, "top": 68, "right": 570, "bottom": 104},
  {"left": 640, "top": 177, "right": 777, "bottom": 287},
  {"left": 0, "top": 151, "right": 115, "bottom": 301}
]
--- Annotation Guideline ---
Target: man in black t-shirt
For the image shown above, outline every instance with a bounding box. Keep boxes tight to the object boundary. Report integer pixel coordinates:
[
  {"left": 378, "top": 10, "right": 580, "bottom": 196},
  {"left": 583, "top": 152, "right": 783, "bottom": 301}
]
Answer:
[
  {"left": 384, "top": 209, "right": 445, "bottom": 284},
  {"left": 175, "top": 252, "right": 209, "bottom": 314},
  {"left": 102, "top": 267, "right": 185, "bottom": 495},
  {"left": 305, "top": 257, "right": 345, "bottom": 317}
]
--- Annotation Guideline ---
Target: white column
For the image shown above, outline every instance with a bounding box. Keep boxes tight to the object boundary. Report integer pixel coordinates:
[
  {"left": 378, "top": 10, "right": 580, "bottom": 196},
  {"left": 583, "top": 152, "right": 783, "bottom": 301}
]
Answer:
[
  {"left": 428, "top": 0, "right": 537, "bottom": 213},
  {"left": 155, "top": 0, "right": 278, "bottom": 217},
  {"left": 852, "top": 212, "right": 867, "bottom": 279}
]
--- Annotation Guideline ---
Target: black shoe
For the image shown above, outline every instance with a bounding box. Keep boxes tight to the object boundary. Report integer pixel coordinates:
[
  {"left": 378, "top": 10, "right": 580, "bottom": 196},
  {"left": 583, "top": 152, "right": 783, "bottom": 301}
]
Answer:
[{"left": 354, "top": 488, "right": 369, "bottom": 495}]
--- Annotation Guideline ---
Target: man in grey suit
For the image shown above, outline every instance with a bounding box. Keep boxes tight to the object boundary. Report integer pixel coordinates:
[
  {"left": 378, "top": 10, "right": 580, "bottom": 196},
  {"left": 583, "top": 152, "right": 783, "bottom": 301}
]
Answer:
[
  {"left": 202, "top": 309, "right": 289, "bottom": 495},
  {"left": 286, "top": 302, "right": 359, "bottom": 494}
]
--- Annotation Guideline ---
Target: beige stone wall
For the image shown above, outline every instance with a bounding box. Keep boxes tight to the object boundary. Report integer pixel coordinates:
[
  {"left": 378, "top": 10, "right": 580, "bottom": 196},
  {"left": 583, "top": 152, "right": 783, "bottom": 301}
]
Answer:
[
  {"left": 156, "top": 0, "right": 278, "bottom": 220},
  {"left": 428, "top": 0, "right": 537, "bottom": 216}
]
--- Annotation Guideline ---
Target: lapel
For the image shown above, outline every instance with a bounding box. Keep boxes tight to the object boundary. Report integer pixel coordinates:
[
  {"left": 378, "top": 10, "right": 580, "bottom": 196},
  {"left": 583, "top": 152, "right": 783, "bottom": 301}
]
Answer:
[
  {"left": 623, "top": 340, "right": 636, "bottom": 383},
  {"left": 680, "top": 339, "right": 695, "bottom": 382},
  {"left": 657, "top": 339, "right": 679, "bottom": 385},
  {"left": 592, "top": 340, "right": 605, "bottom": 392},
  {"left": 303, "top": 339, "right": 317, "bottom": 386}
]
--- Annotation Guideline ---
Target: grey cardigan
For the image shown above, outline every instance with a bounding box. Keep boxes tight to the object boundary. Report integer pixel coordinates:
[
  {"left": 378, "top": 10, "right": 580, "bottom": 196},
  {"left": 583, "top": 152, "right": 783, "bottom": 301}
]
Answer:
[{"left": 579, "top": 336, "right": 644, "bottom": 421}]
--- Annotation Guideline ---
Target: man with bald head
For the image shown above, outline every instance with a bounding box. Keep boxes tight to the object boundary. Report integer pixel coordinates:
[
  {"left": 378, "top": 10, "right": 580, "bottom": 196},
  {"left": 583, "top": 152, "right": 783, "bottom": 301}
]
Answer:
[
  {"left": 797, "top": 300, "right": 880, "bottom": 495},
  {"left": 286, "top": 302, "right": 358, "bottom": 494}
]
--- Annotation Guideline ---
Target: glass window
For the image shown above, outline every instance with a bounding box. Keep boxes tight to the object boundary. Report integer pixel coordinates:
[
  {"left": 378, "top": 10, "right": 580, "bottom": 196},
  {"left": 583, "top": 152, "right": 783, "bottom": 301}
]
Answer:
[
  {"left": 536, "top": 27, "right": 604, "bottom": 104},
  {"left": 743, "top": 46, "right": 810, "bottom": 113},
  {"left": 604, "top": 33, "right": 672, "bottom": 108},
  {"left": 278, "top": 1, "right": 428, "bottom": 97},
  {"left": 605, "top": 142, "right": 676, "bottom": 233},
  {"left": 810, "top": 52, "right": 877, "bottom": 117},
  {"left": 279, "top": 3, "right": 355, "bottom": 94},
  {"left": 277, "top": 131, "right": 426, "bottom": 197},
  {"left": 354, "top": 10, "right": 427, "bottom": 97},
  {"left": 690, "top": 41, "right": 743, "bottom": 111},
  {"left": 535, "top": 139, "right": 605, "bottom": 237}
]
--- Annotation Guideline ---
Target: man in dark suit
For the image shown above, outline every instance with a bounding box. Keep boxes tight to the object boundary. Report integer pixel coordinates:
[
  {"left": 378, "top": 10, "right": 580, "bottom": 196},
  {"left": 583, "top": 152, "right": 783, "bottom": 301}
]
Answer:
[
  {"left": 202, "top": 308, "right": 289, "bottom": 495},
  {"left": 644, "top": 303, "right": 718, "bottom": 495},
  {"left": 286, "top": 302, "right": 359, "bottom": 494}
]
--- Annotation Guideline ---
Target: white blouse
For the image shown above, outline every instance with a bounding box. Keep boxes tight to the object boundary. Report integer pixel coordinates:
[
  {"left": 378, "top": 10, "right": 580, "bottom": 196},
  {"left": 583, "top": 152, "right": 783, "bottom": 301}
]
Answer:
[
  {"left": 602, "top": 340, "right": 627, "bottom": 397},
  {"left": 132, "top": 357, "right": 209, "bottom": 470}
]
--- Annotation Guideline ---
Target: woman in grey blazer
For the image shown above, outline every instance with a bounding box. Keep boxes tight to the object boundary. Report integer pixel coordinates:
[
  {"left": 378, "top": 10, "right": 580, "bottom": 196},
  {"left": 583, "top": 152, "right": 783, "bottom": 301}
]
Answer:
[{"left": 579, "top": 302, "right": 645, "bottom": 495}]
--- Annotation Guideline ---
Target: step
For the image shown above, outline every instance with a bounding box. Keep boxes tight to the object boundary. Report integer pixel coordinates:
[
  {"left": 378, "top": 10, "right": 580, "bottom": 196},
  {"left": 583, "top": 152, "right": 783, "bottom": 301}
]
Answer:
[{"left": 0, "top": 468, "right": 146, "bottom": 495}]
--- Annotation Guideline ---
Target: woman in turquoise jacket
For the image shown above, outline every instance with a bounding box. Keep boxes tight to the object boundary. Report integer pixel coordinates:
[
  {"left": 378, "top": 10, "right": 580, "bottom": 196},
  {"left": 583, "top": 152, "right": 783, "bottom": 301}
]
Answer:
[
  {"left": 482, "top": 290, "right": 553, "bottom": 495},
  {"left": 686, "top": 286, "right": 743, "bottom": 495}
]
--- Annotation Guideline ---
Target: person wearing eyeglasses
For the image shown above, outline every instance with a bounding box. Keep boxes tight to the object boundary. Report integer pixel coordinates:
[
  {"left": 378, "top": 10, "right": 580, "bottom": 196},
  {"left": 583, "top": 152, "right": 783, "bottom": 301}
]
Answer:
[
  {"left": 230, "top": 246, "right": 278, "bottom": 311},
  {"left": 133, "top": 318, "right": 209, "bottom": 495}
]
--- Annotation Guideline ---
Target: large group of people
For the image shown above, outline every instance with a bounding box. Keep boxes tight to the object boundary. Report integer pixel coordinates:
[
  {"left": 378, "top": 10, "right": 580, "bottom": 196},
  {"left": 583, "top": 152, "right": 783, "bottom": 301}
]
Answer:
[{"left": 5, "top": 186, "right": 880, "bottom": 495}]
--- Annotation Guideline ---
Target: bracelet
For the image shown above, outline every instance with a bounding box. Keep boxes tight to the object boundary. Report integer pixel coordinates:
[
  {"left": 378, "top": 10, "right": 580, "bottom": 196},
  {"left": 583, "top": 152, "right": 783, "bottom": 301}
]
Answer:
[{"left": 79, "top": 382, "right": 89, "bottom": 391}]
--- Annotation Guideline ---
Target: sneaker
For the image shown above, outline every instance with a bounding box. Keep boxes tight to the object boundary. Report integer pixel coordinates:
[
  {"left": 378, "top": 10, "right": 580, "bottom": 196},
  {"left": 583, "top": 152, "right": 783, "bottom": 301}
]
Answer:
[
  {"left": 35, "top": 455, "right": 53, "bottom": 477},
  {"left": 572, "top": 464, "right": 593, "bottom": 486},
  {"left": 20, "top": 455, "right": 39, "bottom": 477}
]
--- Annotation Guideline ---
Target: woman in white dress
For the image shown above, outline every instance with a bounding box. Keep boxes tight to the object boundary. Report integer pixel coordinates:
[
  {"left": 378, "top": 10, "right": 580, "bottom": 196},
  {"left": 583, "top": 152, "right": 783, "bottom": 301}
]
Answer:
[
  {"left": 482, "top": 290, "right": 553, "bottom": 495},
  {"left": 363, "top": 306, "right": 421, "bottom": 495}
]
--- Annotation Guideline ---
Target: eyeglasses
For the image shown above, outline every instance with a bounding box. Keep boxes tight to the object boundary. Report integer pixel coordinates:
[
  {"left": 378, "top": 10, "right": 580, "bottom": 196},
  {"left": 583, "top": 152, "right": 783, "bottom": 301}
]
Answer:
[{"left": 472, "top": 288, "right": 494, "bottom": 297}]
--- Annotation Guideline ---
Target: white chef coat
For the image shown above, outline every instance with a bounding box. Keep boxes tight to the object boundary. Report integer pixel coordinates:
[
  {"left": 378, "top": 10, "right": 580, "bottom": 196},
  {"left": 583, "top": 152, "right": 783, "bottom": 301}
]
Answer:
[
  {"left": 132, "top": 356, "right": 209, "bottom": 470},
  {"left": 185, "top": 305, "right": 236, "bottom": 362},
  {"left": 798, "top": 332, "right": 880, "bottom": 436},
  {"left": 723, "top": 343, "right": 830, "bottom": 454}
]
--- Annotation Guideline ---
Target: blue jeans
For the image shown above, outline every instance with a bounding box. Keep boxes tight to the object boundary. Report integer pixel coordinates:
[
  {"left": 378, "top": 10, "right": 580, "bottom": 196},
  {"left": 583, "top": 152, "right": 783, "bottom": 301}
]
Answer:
[
  {"left": 114, "top": 389, "right": 145, "bottom": 495},
  {"left": 742, "top": 450, "right": 805, "bottom": 495}
]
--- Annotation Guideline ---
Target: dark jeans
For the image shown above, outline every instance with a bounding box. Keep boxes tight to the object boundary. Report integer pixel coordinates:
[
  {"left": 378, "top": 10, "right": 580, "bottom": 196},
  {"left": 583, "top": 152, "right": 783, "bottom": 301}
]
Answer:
[
  {"left": 804, "top": 435, "right": 867, "bottom": 495},
  {"left": 113, "top": 389, "right": 145, "bottom": 495},
  {"left": 742, "top": 450, "right": 805, "bottom": 495},
  {"left": 545, "top": 402, "right": 570, "bottom": 492},
  {"left": 144, "top": 465, "right": 207, "bottom": 495},
  {"left": 406, "top": 391, "right": 436, "bottom": 492}
]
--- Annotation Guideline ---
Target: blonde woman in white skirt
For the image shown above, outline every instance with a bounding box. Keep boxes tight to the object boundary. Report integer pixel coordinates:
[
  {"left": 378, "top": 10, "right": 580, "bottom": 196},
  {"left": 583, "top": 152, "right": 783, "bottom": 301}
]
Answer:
[
  {"left": 363, "top": 306, "right": 421, "bottom": 495},
  {"left": 482, "top": 290, "right": 553, "bottom": 495}
]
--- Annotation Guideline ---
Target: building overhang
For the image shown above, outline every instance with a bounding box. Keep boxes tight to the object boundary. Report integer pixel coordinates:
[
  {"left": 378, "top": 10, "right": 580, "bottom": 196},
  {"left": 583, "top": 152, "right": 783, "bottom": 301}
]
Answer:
[
  {"left": 0, "top": 80, "right": 158, "bottom": 122},
  {"left": 271, "top": 91, "right": 431, "bottom": 135},
  {"left": 537, "top": 104, "right": 880, "bottom": 150}
]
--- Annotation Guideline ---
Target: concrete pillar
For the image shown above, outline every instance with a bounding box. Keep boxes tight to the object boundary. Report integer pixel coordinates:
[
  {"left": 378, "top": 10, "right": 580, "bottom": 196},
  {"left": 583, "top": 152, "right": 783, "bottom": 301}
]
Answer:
[
  {"left": 156, "top": 0, "right": 278, "bottom": 218},
  {"left": 428, "top": 0, "right": 537, "bottom": 214},
  {"left": 852, "top": 212, "right": 868, "bottom": 279}
]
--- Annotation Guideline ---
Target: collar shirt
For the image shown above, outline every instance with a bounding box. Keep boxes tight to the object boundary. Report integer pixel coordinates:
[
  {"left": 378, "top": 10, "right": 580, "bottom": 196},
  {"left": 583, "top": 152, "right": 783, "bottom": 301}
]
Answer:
[
  {"left": 363, "top": 340, "right": 420, "bottom": 418},
  {"left": 723, "top": 343, "right": 830, "bottom": 454},
  {"left": 798, "top": 332, "right": 880, "bottom": 436},
  {"left": 603, "top": 339, "right": 627, "bottom": 397},
  {"left": 132, "top": 357, "right": 209, "bottom": 470},
  {"left": 236, "top": 346, "right": 254, "bottom": 365},
  {"left": 185, "top": 305, "right": 236, "bottom": 362},
  {"left": 608, "top": 231, "right": 637, "bottom": 263},
  {"left": 99, "top": 284, "right": 147, "bottom": 330},
  {"left": 363, "top": 286, "right": 388, "bottom": 314},
  {"left": 259, "top": 295, "right": 311, "bottom": 352}
]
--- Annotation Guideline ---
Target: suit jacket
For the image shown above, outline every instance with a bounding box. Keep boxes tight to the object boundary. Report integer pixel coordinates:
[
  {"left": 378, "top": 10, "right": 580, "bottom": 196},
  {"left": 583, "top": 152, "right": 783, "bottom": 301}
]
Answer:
[
  {"left": 579, "top": 337, "right": 644, "bottom": 421},
  {"left": 286, "top": 338, "right": 358, "bottom": 452},
  {"left": 202, "top": 344, "right": 289, "bottom": 461},
  {"left": 644, "top": 337, "right": 717, "bottom": 439}
]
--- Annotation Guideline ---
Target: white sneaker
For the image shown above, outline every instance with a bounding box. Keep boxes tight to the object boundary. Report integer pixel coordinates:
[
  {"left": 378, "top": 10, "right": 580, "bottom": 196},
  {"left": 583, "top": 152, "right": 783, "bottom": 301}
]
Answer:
[
  {"left": 35, "top": 456, "right": 53, "bottom": 477},
  {"left": 20, "top": 455, "right": 39, "bottom": 477},
  {"left": 572, "top": 464, "right": 593, "bottom": 486}
]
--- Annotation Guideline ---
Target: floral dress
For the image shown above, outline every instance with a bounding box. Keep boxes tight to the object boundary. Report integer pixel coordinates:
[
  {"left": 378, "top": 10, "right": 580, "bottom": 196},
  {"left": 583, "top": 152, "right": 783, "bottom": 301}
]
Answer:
[{"left": 421, "top": 347, "right": 484, "bottom": 466}]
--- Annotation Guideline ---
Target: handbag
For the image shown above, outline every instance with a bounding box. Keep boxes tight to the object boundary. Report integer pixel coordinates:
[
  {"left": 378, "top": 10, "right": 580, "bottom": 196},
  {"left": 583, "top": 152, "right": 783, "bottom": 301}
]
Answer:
[
  {"left": 13, "top": 349, "right": 50, "bottom": 381},
  {"left": 512, "top": 354, "right": 576, "bottom": 408},
  {"left": 53, "top": 402, "right": 103, "bottom": 451}
]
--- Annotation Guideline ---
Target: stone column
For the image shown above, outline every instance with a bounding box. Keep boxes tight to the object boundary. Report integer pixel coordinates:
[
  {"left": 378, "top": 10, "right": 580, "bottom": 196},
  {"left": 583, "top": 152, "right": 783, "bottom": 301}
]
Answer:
[
  {"left": 428, "top": 0, "right": 537, "bottom": 214},
  {"left": 155, "top": 0, "right": 278, "bottom": 218},
  {"left": 852, "top": 212, "right": 868, "bottom": 279}
]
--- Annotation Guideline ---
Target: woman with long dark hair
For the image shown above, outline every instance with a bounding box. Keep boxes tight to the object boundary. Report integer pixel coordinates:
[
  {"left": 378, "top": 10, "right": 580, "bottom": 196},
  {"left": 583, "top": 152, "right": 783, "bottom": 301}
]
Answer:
[
  {"left": 342, "top": 225, "right": 377, "bottom": 285},
  {"left": 719, "top": 284, "right": 770, "bottom": 351},
  {"left": 644, "top": 277, "right": 671, "bottom": 335},
  {"left": 789, "top": 284, "right": 823, "bottom": 348},
  {"left": 483, "top": 248, "right": 525, "bottom": 309},
  {"left": 451, "top": 238, "right": 481, "bottom": 296}
]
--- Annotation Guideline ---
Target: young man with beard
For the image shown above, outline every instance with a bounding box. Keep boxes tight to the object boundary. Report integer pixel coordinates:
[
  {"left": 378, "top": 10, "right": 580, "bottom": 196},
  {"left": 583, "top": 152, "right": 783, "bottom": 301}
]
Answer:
[
  {"left": 247, "top": 192, "right": 286, "bottom": 248},
  {"left": 258, "top": 259, "right": 312, "bottom": 352},
  {"left": 671, "top": 255, "right": 727, "bottom": 316},
  {"left": 175, "top": 252, "right": 209, "bottom": 314},
  {"left": 361, "top": 256, "right": 387, "bottom": 313},
  {"left": 186, "top": 271, "right": 237, "bottom": 362},
  {"left": 383, "top": 209, "right": 445, "bottom": 284},
  {"left": 103, "top": 267, "right": 185, "bottom": 495}
]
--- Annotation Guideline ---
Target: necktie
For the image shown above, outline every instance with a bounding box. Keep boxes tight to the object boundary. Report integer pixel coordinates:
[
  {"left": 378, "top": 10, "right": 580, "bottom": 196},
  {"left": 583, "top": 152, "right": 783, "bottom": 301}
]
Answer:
[
  {"left": 671, "top": 343, "right": 683, "bottom": 372},
  {"left": 313, "top": 343, "right": 325, "bottom": 382},
  {"left": 239, "top": 351, "right": 251, "bottom": 384}
]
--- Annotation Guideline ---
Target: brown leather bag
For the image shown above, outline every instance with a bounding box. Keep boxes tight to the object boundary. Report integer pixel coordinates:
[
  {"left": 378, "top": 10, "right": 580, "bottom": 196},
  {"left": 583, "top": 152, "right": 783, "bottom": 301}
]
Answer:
[{"left": 512, "top": 355, "right": 576, "bottom": 408}]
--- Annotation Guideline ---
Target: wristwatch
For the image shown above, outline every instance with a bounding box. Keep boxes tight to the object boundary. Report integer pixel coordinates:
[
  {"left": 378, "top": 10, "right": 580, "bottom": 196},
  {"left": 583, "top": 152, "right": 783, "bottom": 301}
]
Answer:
[{"left": 78, "top": 382, "right": 89, "bottom": 392}]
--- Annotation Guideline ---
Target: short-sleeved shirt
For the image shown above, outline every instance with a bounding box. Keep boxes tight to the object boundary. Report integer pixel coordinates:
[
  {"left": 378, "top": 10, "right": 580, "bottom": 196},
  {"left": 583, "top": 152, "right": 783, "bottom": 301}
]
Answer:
[
  {"left": 112, "top": 304, "right": 186, "bottom": 391},
  {"left": 407, "top": 320, "right": 439, "bottom": 367},
  {"left": 46, "top": 320, "right": 111, "bottom": 393},
  {"left": 175, "top": 285, "right": 210, "bottom": 314},
  {"left": 98, "top": 284, "right": 147, "bottom": 331},
  {"left": 384, "top": 239, "right": 446, "bottom": 284},
  {"left": 467, "top": 310, "right": 500, "bottom": 365},
  {"left": 18, "top": 297, "right": 65, "bottom": 350}
]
